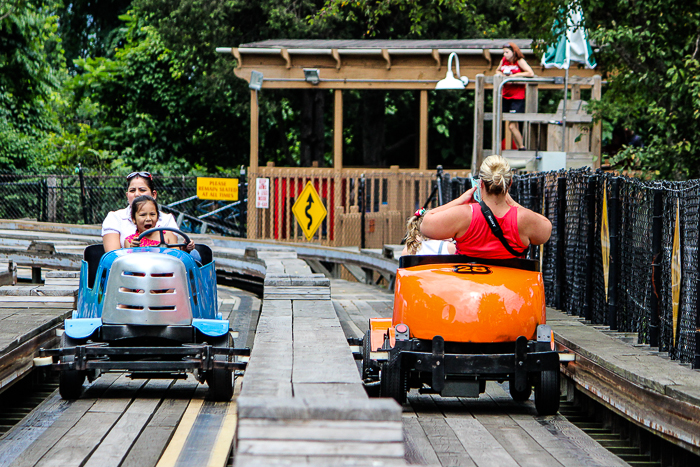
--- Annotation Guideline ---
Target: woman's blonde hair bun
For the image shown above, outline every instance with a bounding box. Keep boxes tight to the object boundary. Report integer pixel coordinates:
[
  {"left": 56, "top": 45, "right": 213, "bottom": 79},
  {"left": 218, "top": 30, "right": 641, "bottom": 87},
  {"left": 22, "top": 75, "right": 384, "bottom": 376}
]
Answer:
[{"left": 479, "top": 155, "right": 512, "bottom": 195}]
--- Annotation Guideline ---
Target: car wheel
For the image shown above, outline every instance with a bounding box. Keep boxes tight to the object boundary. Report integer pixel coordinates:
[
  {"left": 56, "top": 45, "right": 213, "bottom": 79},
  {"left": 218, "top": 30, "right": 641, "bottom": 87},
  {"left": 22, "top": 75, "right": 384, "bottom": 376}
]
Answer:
[
  {"left": 59, "top": 334, "right": 86, "bottom": 400},
  {"left": 362, "top": 330, "right": 380, "bottom": 397},
  {"left": 380, "top": 354, "right": 407, "bottom": 405},
  {"left": 207, "top": 334, "right": 233, "bottom": 401},
  {"left": 509, "top": 374, "right": 532, "bottom": 402},
  {"left": 534, "top": 370, "right": 560, "bottom": 415}
]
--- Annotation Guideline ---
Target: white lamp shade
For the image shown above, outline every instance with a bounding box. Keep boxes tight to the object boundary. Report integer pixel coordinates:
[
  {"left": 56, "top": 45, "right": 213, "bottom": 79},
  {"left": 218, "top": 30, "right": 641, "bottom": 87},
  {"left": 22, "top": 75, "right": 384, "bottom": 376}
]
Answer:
[
  {"left": 435, "top": 52, "right": 468, "bottom": 90},
  {"left": 435, "top": 71, "right": 466, "bottom": 90}
]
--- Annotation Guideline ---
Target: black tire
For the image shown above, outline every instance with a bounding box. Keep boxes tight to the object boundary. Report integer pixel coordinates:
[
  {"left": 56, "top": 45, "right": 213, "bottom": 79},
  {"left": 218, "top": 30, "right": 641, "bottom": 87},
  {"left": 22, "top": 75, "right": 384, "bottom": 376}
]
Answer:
[
  {"left": 59, "top": 334, "right": 86, "bottom": 400},
  {"left": 362, "top": 330, "right": 373, "bottom": 379},
  {"left": 509, "top": 375, "right": 532, "bottom": 402},
  {"left": 534, "top": 370, "right": 560, "bottom": 415},
  {"left": 362, "top": 331, "right": 380, "bottom": 397},
  {"left": 380, "top": 354, "right": 406, "bottom": 405},
  {"left": 207, "top": 334, "right": 234, "bottom": 401}
]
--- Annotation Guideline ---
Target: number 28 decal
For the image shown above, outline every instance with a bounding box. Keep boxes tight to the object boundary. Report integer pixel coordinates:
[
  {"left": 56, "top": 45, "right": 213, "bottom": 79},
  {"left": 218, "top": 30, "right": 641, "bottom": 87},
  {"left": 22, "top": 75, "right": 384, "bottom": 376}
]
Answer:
[{"left": 453, "top": 265, "right": 492, "bottom": 275}]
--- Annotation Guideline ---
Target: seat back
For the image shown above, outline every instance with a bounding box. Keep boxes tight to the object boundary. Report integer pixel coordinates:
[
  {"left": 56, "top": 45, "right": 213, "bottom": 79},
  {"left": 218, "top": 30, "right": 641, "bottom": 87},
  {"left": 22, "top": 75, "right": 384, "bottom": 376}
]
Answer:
[
  {"left": 194, "top": 244, "right": 213, "bottom": 266},
  {"left": 84, "top": 244, "right": 105, "bottom": 289}
]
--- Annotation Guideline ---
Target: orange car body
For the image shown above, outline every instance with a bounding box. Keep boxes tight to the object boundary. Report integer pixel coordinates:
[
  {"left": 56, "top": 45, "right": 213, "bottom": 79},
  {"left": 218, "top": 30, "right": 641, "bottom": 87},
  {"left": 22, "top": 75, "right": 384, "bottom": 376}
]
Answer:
[{"left": 392, "top": 262, "right": 545, "bottom": 343}]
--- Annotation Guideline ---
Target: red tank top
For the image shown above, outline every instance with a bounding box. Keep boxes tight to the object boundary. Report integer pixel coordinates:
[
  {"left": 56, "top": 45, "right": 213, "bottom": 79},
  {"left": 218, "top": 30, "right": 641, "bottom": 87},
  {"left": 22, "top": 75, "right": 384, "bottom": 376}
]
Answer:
[
  {"left": 455, "top": 204, "right": 528, "bottom": 259},
  {"left": 500, "top": 58, "right": 526, "bottom": 100}
]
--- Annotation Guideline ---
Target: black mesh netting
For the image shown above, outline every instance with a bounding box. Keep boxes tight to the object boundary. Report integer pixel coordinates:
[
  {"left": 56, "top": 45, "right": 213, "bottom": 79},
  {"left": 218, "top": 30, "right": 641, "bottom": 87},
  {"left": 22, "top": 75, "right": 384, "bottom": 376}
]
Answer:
[{"left": 513, "top": 168, "right": 698, "bottom": 363}]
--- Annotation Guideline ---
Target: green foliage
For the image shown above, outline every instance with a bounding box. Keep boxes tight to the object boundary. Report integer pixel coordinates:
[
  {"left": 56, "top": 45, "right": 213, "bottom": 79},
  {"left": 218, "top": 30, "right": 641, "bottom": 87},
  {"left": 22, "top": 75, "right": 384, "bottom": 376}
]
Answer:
[
  {"left": 518, "top": 0, "right": 700, "bottom": 179},
  {"left": 312, "top": 0, "right": 527, "bottom": 39},
  {"left": 0, "top": 0, "right": 66, "bottom": 171}
]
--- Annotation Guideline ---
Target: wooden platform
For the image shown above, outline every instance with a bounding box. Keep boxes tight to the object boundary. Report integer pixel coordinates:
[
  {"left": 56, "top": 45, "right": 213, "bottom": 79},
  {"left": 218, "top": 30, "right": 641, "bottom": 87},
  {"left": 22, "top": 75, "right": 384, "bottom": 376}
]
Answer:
[{"left": 235, "top": 250, "right": 404, "bottom": 466}]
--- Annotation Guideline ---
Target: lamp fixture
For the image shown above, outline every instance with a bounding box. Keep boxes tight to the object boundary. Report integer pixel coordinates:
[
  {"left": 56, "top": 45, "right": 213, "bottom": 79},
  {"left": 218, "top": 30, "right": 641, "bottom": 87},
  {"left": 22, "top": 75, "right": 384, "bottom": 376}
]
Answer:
[
  {"left": 249, "top": 71, "right": 263, "bottom": 91},
  {"left": 435, "top": 52, "right": 468, "bottom": 90},
  {"left": 304, "top": 68, "right": 321, "bottom": 85}
]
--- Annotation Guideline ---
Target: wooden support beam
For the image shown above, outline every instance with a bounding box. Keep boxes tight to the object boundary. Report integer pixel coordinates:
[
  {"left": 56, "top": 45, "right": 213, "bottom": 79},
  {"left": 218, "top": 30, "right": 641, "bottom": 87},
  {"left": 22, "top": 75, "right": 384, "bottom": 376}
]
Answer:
[
  {"left": 334, "top": 90, "right": 343, "bottom": 171},
  {"left": 250, "top": 90, "right": 259, "bottom": 171},
  {"left": 419, "top": 90, "right": 428, "bottom": 171},
  {"left": 248, "top": 89, "right": 260, "bottom": 239},
  {"left": 492, "top": 74, "right": 503, "bottom": 153},
  {"left": 525, "top": 83, "right": 539, "bottom": 150}
]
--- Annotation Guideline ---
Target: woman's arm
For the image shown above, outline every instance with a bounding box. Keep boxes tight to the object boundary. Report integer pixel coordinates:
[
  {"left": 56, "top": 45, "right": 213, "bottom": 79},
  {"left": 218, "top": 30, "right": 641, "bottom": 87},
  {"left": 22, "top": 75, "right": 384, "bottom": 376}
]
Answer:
[
  {"left": 103, "top": 233, "right": 121, "bottom": 252},
  {"left": 515, "top": 58, "right": 534, "bottom": 78},
  {"left": 523, "top": 210, "right": 552, "bottom": 245}
]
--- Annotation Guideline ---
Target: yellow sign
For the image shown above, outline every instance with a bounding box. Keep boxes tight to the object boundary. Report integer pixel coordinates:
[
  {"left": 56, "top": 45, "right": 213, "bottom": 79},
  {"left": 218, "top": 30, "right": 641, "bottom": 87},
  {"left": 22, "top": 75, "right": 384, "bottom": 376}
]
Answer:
[
  {"left": 671, "top": 198, "right": 681, "bottom": 346},
  {"left": 292, "top": 181, "right": 327, "bottom": 241},
  {"left": 601, "top": 181, "right": 609, "bottom": 301},
  {"left": 197, "top": 177, "right": 238, "bottom": 201}
]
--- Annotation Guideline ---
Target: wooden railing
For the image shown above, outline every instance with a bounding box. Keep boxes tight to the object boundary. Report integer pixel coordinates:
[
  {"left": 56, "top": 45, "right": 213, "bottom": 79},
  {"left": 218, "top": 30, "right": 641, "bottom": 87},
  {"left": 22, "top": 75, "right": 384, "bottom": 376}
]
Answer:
[{"left": 246, "top": 165, "right": 470, "bottom": 248}]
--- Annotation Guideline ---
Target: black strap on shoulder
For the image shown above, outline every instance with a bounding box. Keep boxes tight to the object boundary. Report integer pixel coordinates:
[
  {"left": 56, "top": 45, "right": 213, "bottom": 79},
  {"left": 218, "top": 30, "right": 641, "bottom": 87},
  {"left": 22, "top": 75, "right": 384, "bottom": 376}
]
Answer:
[{"left": 478, "top": 200, "right": 528, "bottom": 257}]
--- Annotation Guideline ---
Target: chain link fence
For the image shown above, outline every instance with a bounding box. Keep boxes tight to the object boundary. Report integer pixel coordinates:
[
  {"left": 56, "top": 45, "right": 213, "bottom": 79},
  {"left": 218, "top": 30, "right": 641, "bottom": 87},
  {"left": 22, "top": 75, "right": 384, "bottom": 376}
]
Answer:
[{"left": 0, "top": 170, "right": 247, "bottom": 237}]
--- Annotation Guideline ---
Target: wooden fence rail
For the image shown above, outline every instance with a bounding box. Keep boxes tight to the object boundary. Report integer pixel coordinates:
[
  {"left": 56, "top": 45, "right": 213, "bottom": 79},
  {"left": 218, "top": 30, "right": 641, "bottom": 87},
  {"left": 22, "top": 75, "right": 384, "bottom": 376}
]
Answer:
[{"left": 247, "top": 165, "right": 470, "bottom": 248}]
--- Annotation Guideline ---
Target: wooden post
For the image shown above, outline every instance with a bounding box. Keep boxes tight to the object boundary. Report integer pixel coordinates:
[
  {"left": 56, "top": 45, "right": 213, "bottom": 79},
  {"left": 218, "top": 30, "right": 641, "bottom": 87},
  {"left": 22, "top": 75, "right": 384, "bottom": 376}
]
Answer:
[
  {"left": 248, "top": 89, "right": 260, "bottom": 239},
  {"left": 492, "top": 74, "right": 503, "bottom": 154},
  {"left": 525, "top": 83, "right": 539, "bottom": 150},
  {"left": 471, "top": 74, "right": 485, "bottom": 172},
  {"left": 333, "top": 90, "right": 343, "bottom": 170},
  {"left": 332, "top": 90, "right": 343, "bottom": 245},
  {"left": 419, "top": 90, "right": 428, "bottom": 171},
  {"left": 571, "top": 84, "right": 581, "bottom": 101},
  {"left": 250, "top": 90, "right": 259, "bottom": 172},
  {"left": 591, "top": 75, "right": 602, "bottom": 168}
]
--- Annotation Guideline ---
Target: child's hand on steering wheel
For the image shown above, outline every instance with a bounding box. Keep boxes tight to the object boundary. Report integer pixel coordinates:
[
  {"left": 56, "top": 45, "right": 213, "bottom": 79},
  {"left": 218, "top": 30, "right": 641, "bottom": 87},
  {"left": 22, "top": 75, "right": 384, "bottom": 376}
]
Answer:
[{"left": 185, "top": 240, "right": 195, "bottom": 252}]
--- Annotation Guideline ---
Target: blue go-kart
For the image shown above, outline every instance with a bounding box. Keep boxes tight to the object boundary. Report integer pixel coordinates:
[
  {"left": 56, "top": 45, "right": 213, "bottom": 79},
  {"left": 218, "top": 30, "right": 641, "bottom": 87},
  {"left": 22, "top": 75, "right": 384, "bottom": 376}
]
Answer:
[{"left": 37, "top": 228, "right": 248, "bottom": 401}]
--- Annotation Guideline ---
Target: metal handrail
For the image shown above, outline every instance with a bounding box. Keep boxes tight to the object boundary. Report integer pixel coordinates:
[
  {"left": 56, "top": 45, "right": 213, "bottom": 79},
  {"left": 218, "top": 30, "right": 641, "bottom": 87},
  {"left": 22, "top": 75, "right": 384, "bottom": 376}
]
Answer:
[{"left": 494, "top": 77, "right": 561, "bottom": 156}]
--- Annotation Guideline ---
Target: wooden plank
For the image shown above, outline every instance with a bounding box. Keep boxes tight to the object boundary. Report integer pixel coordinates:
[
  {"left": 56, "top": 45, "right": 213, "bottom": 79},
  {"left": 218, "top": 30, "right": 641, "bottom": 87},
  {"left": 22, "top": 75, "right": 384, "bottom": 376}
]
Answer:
[
  {"left": 331, "top": 300, "right": 364, "bottom": 339},
  {"left": 292, "top": 383, "right": 366, "bottom": 399},
  {"left": 82, "top": 397, "right": 162, "bottom": 467},
  {"left": 33, "top": 411, "right": 120, "bottom": 467},
  {"left": 234, "top": 454, "right": 408, "bottom": 466},
  {"left": 236, "top": 439, "right": 404, "bottom": 457},
  {"left": 485, "top": 383, "right": 627, "bottom": 467},
  {"left": 237, "top": 419, "right": 401, "bottom": 442},
  {"left": 445, "top": 417, "right": 519, "bottom": 467},
  {"left": 120, "top": 379, "right": 200, "bottom": 467},
  {"left": 402, "top": 414, "right": 441, "bottom": 466}
]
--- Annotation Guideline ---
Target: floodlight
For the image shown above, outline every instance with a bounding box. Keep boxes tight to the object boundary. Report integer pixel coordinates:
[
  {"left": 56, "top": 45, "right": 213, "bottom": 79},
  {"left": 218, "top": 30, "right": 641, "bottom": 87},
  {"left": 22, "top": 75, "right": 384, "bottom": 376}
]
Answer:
[
  {"left": 249, "top": 71, "right": 263, "bottom": 91},
  {"left": 304, "top": 69, "right": 321, "bottom": 85}
]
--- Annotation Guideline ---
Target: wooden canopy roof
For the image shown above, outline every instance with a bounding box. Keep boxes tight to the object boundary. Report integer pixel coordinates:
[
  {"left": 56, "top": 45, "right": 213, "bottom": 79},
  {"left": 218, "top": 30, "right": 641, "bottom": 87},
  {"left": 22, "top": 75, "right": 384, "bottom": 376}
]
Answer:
[{"left": 221, "top": 39, "right": 598, "bottom": 90}]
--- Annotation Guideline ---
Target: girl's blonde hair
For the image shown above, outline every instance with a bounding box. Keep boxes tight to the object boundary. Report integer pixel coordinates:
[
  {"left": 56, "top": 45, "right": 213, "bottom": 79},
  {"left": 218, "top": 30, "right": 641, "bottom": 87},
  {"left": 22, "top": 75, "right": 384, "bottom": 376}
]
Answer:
[
  {"left": 404, "top": 214, "right": 424, "bottom": 255},
  {"left": 479, "top": 155, "right": 512, "bottom": 195}
]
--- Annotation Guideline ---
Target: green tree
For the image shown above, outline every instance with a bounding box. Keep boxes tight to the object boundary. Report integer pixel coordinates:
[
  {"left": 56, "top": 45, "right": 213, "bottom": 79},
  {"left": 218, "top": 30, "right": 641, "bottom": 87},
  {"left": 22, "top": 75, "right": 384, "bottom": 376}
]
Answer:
[
  {"left": 0, "top": 0, "right": 65, "bottom": 171},
  {"left": 518, "top": 0, "right": 700, "bottom": 179}
]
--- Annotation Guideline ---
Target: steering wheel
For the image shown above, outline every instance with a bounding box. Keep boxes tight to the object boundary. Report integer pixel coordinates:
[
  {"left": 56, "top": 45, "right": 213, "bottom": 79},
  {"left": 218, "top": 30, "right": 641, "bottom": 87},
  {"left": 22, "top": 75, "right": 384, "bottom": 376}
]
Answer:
[{"left": 136, "top": 227, "right": 191, "bottom": 248}]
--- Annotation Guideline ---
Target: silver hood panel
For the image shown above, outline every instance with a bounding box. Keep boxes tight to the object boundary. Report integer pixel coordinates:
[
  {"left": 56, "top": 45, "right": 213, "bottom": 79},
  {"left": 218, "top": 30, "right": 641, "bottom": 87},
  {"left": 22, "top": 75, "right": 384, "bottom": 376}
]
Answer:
[{"left": 102, "top": 252, "right": 193, "bottom": 326}]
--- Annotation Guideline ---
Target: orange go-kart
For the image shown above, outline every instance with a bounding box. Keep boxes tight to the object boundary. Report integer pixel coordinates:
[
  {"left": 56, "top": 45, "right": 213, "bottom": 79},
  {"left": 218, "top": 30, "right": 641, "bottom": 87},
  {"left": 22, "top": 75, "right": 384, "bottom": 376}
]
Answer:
[{"left": 362, "top": 254, "right": 561, "bottom": 415}]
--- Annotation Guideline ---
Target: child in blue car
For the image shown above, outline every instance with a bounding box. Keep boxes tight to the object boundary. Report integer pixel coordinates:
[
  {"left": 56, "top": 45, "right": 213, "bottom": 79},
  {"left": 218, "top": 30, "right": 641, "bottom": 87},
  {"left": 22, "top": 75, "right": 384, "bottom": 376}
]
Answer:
[{"left": 124, "top": 196, "right": 198, "bottom": 260}]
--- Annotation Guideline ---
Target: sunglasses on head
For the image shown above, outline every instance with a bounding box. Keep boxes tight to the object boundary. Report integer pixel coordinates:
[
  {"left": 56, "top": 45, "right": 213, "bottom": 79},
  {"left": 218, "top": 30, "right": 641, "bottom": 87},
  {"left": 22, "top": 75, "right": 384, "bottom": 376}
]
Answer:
[{"left": 126, "top": 172, "right": 152, "bottom": 180}]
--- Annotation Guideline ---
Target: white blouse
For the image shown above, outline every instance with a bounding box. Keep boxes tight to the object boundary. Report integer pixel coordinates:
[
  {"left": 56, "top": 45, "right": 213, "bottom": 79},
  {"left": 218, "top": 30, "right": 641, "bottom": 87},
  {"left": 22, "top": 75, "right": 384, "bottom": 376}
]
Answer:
[
  {"left": 415, "top": 240, "right": 454, "bottom": 256},
  {"left": 101, "top": 206, "right": 178, "bottom": 248}
]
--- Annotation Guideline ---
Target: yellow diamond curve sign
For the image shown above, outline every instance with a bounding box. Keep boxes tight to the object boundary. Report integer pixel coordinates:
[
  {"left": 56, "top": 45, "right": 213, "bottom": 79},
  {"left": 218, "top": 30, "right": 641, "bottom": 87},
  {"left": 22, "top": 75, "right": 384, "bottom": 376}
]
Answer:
[{"left": 292, "top": 181, "right": 327, "bottom": 241}]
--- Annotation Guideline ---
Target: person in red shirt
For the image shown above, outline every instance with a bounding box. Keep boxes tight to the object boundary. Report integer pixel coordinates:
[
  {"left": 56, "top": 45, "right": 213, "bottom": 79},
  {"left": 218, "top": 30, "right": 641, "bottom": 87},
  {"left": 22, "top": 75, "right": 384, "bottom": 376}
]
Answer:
[
  {"left": 497, "top": 42, "right": 534, "bottom": 151},
  {"left": 420, "top": 155, "right": 551, "bottom": 259}
]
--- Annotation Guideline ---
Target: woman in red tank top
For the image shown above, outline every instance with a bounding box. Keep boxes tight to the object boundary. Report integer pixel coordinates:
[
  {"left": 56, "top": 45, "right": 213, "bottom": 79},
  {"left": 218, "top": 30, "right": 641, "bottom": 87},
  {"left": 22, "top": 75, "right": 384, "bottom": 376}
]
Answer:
[
  {"left": 498, "top": 42, "right": 534, "bottom": 151},
  {"left": 420, "top": 156, "right": 552, "bottom": 259}
]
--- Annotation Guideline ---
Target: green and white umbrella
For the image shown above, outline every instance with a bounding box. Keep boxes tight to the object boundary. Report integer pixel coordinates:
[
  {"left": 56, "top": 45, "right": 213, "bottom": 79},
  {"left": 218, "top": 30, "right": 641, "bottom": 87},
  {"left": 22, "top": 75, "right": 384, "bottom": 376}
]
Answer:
[{"left": 541, "top": 4, "right": 596, "bottom": 151}]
